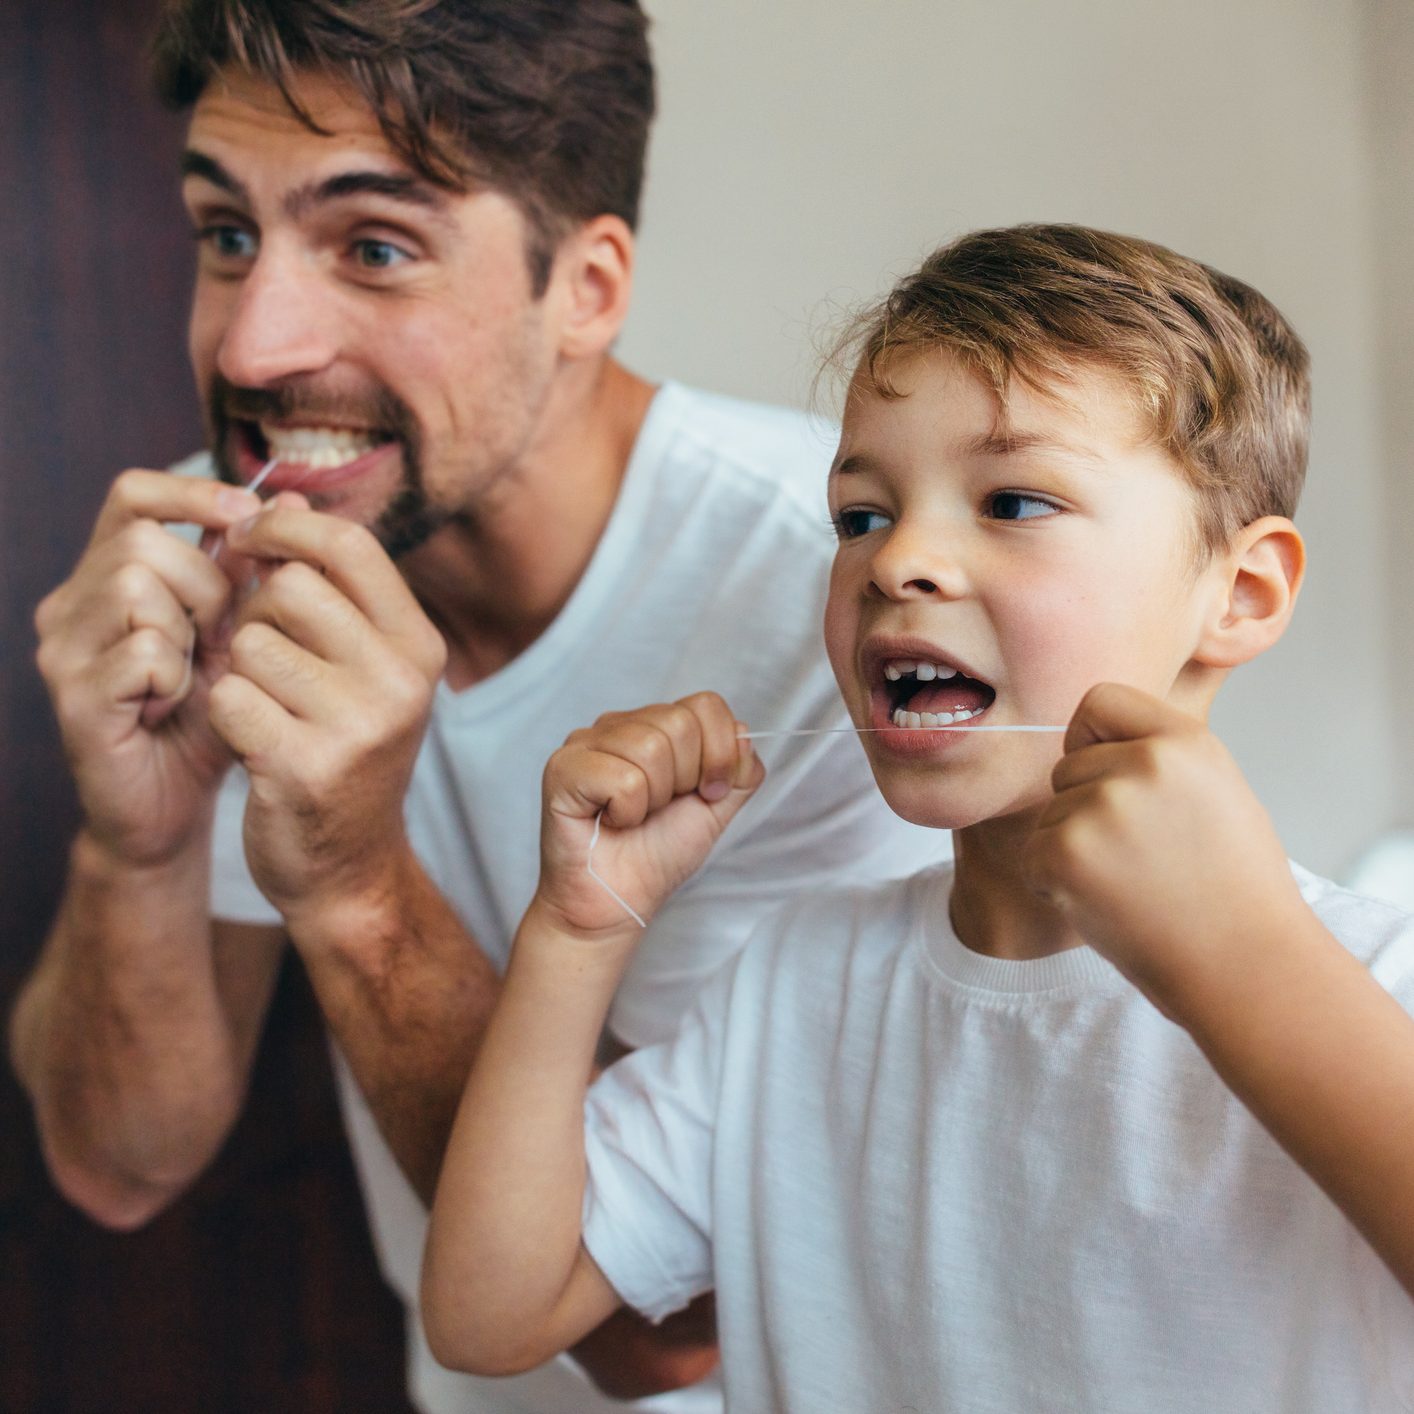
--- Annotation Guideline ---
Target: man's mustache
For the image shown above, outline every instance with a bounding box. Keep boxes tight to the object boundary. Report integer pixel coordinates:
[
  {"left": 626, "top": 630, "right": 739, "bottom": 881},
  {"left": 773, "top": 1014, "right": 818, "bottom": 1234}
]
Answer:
[{"left": 210, "top": 376, "right": 412, "bottom": 434}]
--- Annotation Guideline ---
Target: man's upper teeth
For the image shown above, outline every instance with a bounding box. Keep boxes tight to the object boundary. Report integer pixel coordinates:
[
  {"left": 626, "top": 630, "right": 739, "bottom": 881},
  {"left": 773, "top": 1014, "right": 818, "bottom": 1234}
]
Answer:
[
  {"left": 261, "top": 424, "right": 378, "bottom": 469},
  {"left": 883, "top": 660, "right": 960, "bottom": 681}
]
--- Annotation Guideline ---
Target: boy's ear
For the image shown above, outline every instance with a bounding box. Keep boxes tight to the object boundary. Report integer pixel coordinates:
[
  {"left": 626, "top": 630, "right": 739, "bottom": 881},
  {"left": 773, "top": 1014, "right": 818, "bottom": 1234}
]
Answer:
[
  {"left": 1193, "top": 516, "right": 1306, "bottom": 669},
  {"left": 548, "top": 214, "right": 635, "bottom": 361}
]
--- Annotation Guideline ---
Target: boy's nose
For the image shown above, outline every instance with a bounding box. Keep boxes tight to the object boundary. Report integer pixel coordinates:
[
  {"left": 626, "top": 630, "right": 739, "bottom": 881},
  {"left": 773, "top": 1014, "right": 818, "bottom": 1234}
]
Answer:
[
  {"left": 215, "top": 250, "right": 339, "bottom": 389},
  {"left": 866, "top": 526, "right": 969, "bottom": 602}
]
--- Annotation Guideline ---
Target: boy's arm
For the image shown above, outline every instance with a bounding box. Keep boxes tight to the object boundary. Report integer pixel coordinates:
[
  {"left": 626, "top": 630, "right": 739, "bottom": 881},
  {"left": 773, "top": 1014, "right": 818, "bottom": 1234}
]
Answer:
[
  {"left": 421, "top": 693, "right": 763, "bottom": 1375},
  {"left": 1027, "top": 683, "right": 1414, "bottom": 1299}
]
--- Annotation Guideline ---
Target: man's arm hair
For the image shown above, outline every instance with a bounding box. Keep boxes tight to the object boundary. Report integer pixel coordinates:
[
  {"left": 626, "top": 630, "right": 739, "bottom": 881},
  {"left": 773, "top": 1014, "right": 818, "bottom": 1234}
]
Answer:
[{"left": 10, "top": 832, "right": 284, "bottom": 1229}]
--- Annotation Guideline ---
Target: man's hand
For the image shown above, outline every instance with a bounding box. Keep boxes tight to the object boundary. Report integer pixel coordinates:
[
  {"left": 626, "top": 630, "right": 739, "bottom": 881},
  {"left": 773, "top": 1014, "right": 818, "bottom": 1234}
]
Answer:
[
  {"left": 534, "top": 693, "right": 765, "bottom": 939},
  {"left": 208, "top": 501, "right": 447, "bottom": 925},
  {"left": 33, "top": 470, "right": 263, "bottom": 867},
  {"left": 1023, "top": 682, "right": 1307, "bottom": 1010}
]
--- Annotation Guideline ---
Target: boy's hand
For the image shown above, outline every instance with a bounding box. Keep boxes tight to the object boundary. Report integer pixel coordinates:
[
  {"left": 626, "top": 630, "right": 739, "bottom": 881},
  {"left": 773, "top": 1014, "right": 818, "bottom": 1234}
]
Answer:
[
  {"left": 535, "top": 693, "right": 764, "bottom": 939},
  {"left": 1023, "top": 683, "right": 1307, "bottom": 1010}
]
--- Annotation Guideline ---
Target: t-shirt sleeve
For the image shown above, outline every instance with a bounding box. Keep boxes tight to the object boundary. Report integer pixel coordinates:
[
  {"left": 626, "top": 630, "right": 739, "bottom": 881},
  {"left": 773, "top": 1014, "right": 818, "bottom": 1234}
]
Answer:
[{"left": 582, "top": 950, "right": 742, "bottom": 1323}]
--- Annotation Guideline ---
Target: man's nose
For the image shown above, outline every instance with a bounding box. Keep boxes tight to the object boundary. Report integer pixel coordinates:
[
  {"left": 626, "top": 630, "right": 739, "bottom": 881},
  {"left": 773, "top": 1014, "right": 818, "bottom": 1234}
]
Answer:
[
  {"left": 215, "top": 246, "right": 339, "bottom": 389},
  {"left": 866, "top": 521, "right": 969, "bottom": 602}
]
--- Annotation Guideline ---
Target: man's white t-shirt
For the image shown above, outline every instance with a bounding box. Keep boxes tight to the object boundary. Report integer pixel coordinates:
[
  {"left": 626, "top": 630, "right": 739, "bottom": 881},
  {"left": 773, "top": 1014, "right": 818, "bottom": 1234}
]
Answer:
[
  {"left": 205, "top": 382, "right": 946, "bottom": 1414},
  {"left": 582, "top": 861, "right": 1414, "bottom": 1414}
]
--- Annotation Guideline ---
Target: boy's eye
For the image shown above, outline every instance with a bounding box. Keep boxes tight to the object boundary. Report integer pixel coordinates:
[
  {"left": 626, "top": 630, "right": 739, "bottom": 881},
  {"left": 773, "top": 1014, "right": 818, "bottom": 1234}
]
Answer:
[
  {"left": 832, "top": 508, "right": 892, "bottom": 539},
  {"left": 987, "top": 491, "right": 1057, "bottom": 522}
]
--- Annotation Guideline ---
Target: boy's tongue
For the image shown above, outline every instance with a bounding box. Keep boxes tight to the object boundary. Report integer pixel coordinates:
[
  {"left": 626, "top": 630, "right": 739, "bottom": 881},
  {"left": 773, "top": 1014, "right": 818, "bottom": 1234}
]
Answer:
[{"left": 903, "top": 678, "right": 993, "bottom": 716}]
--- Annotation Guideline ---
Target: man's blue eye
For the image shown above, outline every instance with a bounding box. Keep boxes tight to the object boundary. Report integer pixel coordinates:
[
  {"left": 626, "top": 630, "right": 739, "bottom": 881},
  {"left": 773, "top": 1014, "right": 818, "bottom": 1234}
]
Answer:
[
  {"left": 202, "top": 226, "right": 256, "bottom": 260},
  {"left": 832, "top": 508, "right": 891, "bottom": 538},
  {"left": 988, "top": 492, "right": 1056, "bottom": 522},
  {"left": 354, "top": 240, "right": 409, "bottom": 270}
]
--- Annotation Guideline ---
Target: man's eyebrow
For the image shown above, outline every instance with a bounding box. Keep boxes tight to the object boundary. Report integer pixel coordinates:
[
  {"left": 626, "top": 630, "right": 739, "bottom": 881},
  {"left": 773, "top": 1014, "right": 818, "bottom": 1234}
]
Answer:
[
  {"left": 288, "top": 170, "right": 454, "bottom": 220},
  {"left": 181, "top": 151, "right": 456, "bottom": 226},
  {"left": 181, "top": 150, "right": 250, "bottom": 204}
]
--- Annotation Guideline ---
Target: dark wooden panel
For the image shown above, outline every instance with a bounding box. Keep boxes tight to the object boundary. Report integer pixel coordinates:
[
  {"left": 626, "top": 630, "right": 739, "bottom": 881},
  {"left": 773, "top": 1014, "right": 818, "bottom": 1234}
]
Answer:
[{"left": 0, "top": 3, "right": 414, "bottom": 1409}]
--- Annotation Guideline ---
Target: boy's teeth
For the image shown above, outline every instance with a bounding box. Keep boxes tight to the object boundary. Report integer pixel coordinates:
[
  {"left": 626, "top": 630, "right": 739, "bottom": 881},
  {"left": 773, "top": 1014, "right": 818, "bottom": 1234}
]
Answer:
[
  {"left": 883, "top": 659, "right": 960, "bottom": 682},
  {"left": 890, "top": 707, "right": 983, "bottom": 728},
  {"left": 260, "top": 424, "right": 379, "bottom": 469}
]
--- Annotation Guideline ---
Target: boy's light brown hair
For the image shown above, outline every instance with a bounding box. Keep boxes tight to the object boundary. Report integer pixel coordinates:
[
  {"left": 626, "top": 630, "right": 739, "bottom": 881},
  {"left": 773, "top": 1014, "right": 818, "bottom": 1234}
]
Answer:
[{"left": 840, "top": 224, "right": 1310, "bottom": 552}]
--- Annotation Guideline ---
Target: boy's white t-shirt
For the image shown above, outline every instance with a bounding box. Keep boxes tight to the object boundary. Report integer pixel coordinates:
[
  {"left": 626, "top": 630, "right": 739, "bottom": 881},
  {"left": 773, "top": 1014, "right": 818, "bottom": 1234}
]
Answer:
[
  {"left": 583, "top": 862, "right": 1414, "bottom": 1414},
  {"left": 204, "top": 382, "right": 947, "bottom": 1414}
]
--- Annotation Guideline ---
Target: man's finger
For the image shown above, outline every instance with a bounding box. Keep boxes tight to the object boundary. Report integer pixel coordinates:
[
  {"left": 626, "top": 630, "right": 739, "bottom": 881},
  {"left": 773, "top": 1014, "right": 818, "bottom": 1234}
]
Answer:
[
  {"left": 90, "top": 469, "right": 262, "bottom": 547},
  {"left": 224, "top": 505, "right": 425, "bottom": 643}
]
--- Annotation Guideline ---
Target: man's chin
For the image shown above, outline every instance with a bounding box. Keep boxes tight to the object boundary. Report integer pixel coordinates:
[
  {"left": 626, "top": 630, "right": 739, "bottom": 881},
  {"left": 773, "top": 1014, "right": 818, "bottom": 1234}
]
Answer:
[{"left": 373, "top": 494, "right": 453, "bottom": 560}]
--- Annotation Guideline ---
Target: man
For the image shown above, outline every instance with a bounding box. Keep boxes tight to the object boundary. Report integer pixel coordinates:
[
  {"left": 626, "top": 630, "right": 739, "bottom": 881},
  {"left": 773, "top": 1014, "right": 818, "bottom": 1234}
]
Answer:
[{"left": 11, "top": 3, "right": 939, "bottom": 1411}]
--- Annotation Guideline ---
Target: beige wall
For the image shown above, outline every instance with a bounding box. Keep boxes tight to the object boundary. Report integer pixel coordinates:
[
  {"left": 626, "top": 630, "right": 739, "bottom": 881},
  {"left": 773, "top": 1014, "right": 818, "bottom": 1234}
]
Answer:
[
  {"left": 1364, "top": 0, "right": 1414, "bottom": 825},
  {"left": 619, "top": 0, "right": 1405, "bottom": 878}
]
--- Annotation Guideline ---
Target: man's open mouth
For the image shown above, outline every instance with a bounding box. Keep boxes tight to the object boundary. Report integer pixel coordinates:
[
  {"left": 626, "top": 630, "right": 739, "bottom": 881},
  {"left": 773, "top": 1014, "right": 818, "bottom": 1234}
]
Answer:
[
  {"left": 245, "top": 420, "right": 398, "bottom": 471},
  {"left": 881, "top": 656, "right": 997, "bottom": 727}
]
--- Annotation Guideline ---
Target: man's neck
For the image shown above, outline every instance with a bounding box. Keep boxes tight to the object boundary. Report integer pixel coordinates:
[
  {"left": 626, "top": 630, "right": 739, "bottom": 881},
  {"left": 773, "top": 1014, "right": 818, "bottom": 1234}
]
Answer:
[{"left": 401, "top": 358, "right": 657, "bottom": 689}]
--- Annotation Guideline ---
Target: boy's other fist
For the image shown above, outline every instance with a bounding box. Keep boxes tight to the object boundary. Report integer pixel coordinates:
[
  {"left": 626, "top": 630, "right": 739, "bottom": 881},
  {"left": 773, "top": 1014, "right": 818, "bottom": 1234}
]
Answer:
[
  {"left": 535, "top": 692, "right": 765, "bottom": 940},
  {"left": 1022, "top": 683, "right": 1307, "bottom": 1011}
]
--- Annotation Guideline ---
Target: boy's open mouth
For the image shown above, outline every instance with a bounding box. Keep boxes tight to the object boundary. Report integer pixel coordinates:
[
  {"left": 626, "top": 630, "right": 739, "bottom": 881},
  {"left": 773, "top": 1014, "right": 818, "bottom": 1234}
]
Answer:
[{"left": 881, "top": 656, "right": 997, "bottom": 727}]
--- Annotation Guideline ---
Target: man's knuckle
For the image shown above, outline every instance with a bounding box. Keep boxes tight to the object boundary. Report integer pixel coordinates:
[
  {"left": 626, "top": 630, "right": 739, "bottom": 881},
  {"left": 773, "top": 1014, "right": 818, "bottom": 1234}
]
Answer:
[
  {"left": 331, "top": 519, "right": 374, "bottom": 559},
  {"left": 110, "top": 559, "right": 156, "bottom": 605},
  {"left": 382, "top": 659, "right": 432, "bottom": 718},
  {"left": 418, "top": 626, "right": 449, "bottom": 677},
  {"left": 127, "top": 626, "right": 169, "bottom": 667},
  {"left": 111, "top": 468, "right": 148, "bottom": 507},
  {"left": 33, "top": 588, "right": 64, "bottom": 637},
  {"left": 207, "top": 673, "right": 240, "bottom": 719},
  {"left": 269, "top": 560, "right": 317, "bottom": 599}
]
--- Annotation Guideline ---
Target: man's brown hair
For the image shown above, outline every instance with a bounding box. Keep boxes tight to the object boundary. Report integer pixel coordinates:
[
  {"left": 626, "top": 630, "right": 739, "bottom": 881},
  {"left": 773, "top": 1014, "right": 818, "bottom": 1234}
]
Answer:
[
  {"left": 838, "top": 224, "right": 1310, "bottom": 551},
  {"left": 151, "top": 0, "right": 655, "bottom": 292}
]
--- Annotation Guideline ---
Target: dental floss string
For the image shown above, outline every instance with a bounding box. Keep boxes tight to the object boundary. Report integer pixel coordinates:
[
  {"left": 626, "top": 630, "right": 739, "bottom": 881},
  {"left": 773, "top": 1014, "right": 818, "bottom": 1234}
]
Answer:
[
  {"left": 586, "top": 811, "right": 649, "bottom": 929},
  {"left": 176, "top": 459, "right": 281, "bottom": 698},
  {"left": 736, "top": 724, "right": 1065, "bottom": 738},
  {"left": 585, "top": 720, "right": 1067, "bottom": 928}
]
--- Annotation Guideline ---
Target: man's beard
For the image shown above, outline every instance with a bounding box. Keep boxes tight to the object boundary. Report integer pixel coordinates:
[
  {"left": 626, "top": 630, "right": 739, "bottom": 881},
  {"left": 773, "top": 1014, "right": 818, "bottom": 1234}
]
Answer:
[{"left": 207, "top": 374, "right": 452, "bottom": 560}]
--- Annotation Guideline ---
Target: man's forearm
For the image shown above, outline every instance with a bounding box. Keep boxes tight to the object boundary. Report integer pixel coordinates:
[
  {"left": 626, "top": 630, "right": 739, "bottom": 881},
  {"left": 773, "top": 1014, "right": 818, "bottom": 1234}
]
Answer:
[
  {"left": 10, "top": 826, "right": 248, "bottom": 1226},
  {"left": 281, "top": 848, "right": 503, "bottom": 1204}
]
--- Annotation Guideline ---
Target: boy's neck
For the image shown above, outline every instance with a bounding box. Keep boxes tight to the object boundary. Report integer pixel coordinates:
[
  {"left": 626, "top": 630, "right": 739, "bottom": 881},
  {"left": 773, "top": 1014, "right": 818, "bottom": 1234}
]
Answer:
[{"left": 948, "top": 814, "right": 1090, "bottom": 961}]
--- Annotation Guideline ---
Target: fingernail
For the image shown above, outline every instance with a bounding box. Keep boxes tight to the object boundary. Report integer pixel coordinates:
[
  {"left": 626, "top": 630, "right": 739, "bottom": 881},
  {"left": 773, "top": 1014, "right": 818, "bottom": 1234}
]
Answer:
[
  {"left": 700, "top": 780, "right": 729, "bottom": 803},
  {"left": 218, "top": 487, "right": 262, "bottom": 516}
]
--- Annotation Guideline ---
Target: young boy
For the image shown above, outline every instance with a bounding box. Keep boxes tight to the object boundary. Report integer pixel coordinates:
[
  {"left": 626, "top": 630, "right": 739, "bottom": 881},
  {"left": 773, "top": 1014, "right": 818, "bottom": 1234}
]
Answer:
[{"left": 420, "top": 225, "right": 1414, "bottom": 1410}]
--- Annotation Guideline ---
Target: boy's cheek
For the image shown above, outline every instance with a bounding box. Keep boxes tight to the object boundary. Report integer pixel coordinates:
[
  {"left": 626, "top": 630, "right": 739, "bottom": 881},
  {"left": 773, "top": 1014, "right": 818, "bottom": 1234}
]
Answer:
[{"left": 821, "top": 595, "right": 859, "bottom": 696}]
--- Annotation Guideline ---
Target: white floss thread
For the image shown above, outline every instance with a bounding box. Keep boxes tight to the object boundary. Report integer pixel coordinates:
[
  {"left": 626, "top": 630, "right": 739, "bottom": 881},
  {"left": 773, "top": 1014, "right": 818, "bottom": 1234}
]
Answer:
[
  {"left": 586, "top": 811, "right": 649, "bottom": 929},
  {"left": 584, "top": 721, "right": 1066, "bottom": 928},
  {"left": 736, "top": 724, "right": 1065, "bottom": 738},
  {"left": 176, "top": 459, "right": 281, "bottom": 700}
]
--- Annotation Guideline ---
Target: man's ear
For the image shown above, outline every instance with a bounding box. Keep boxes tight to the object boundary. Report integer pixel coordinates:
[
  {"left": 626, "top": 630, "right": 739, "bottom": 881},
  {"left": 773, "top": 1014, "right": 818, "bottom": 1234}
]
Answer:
[
  {"left": 1194, "top": 515, "right": 1306, "bottom": 669},
  {"left": 548, "top": 214, "right": 635, "bottom": 361}
]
